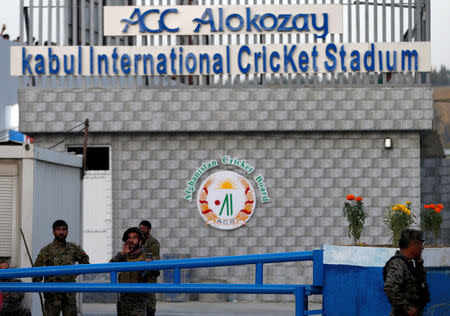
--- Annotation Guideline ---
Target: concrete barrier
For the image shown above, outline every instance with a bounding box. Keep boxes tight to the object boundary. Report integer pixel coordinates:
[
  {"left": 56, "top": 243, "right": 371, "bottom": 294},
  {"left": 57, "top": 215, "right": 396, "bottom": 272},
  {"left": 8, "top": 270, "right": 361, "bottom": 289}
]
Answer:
[{"left": 322, "top": 245, "right": 450, "bottom": 316}]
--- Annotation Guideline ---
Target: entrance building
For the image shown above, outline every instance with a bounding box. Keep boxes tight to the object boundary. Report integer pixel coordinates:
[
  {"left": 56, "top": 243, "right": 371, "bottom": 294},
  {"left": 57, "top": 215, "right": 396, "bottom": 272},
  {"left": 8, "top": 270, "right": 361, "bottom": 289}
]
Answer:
[{"left": 12, "top": 0, "right": 448, "bottom": 303}]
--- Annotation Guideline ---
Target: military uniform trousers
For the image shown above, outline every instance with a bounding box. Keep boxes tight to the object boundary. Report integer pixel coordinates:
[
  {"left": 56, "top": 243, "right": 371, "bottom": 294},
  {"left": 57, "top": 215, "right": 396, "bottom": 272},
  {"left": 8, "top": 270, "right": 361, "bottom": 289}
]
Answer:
[
  {"left": 43, "top": 292, "right": 77, "bottom": 316},
  {"left": 145, "top": 274, "right": 158, "bottom": 316},
  {"left": 146, "top": 292, "right": 156, "bottom": 316},
  {"left": 0, "top": 306, "right": 31, "bottom": 316},
  {"left": 117, "top": 293, "right": 148, "bottom": 316}
]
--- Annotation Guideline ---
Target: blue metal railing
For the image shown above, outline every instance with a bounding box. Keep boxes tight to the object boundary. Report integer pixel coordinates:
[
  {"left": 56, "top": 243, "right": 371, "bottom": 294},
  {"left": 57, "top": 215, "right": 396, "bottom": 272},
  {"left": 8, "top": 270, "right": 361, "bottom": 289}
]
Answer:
[{"left": 0, "top": 250, "right": 323, "bottom": 316}]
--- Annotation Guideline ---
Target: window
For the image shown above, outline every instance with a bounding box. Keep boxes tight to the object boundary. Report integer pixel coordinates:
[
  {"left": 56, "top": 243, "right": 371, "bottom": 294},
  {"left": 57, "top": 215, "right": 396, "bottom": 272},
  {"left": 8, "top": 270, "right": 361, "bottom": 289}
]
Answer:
[{"left": 67, "top": 147, "right": 109, "bottom": 171}]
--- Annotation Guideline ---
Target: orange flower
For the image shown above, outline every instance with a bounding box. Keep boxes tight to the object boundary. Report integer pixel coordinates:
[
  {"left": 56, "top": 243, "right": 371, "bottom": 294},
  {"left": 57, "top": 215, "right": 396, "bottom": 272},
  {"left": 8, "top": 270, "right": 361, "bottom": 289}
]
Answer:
[
  {"left": 437, "top": 204, "right": 444, "bottom": 209},
  {"left": 430, "top": 204, "right": 436, "bottom": 209},
  {"left": 355, "top": 196, "right": 363, "bottom": 202},
  {"left": 346, "top": 194, "right": 355, "bottom": 201},
  {"left": 424, "top": 204, "right": 431, "bottom": 209},
  {"left": 436, "top": 208, "right": 442, "bottom": 214}
]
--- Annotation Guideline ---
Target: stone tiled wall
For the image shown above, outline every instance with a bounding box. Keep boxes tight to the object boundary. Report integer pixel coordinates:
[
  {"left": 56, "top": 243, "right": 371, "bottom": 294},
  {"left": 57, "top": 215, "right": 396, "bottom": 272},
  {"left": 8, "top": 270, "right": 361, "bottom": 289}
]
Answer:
[
  {"left": 19, "top": 86, "right": 433, "bottom": 133},
  {"left": 18, "top": 85, "right": 432, "bottom": 302},
  {"left": 30, "top": 132, "right": 421, "bottom": 301},
  {"left": 421, "top": 158, "right": 450, "bottom": 244}
]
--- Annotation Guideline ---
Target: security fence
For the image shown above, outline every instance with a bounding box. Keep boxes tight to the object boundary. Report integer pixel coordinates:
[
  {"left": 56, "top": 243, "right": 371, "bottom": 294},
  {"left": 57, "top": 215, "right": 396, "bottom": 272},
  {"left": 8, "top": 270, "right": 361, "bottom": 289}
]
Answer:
[{"left": 0, "top": 250, "right": 324, "bottom": 316}]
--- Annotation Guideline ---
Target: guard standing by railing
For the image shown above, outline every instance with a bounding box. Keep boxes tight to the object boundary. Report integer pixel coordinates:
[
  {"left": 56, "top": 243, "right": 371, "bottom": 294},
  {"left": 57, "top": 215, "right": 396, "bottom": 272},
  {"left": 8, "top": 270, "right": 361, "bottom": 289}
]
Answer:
[
  {"left": 110, "top": 227, "right": 154, "bottom": 316},
  {"left": 32, "top": 220, "right": 90, "bottom": 316}
]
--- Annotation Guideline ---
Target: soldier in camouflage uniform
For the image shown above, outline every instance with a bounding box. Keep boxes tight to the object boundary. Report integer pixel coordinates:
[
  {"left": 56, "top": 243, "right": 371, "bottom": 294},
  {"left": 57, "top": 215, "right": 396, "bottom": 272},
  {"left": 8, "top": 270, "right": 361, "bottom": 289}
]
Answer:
[
  {"left": 139, "top": 220, "right": 160, "bottom": 316},
  {"left": 110, "top": 227, "right": 155, "bottom": 316},
  {"left": 32, "top": 219, "right": 90, "bottom": 316},
  {"left": 0, "top": 260, "right": 31, "bottom": 316},
  {"left": 384, "top": 229, "right": 430, "bottom": 316}
]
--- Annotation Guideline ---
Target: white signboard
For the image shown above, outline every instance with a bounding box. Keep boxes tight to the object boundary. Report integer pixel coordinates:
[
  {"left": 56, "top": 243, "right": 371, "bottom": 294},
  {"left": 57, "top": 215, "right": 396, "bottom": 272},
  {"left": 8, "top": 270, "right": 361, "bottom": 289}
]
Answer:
[
  {"left": 11, "top": 42, "right": 431, "bottom": 76},
  {"left": 104, "top": 5, "right": 343, "bottom": 37},
  {"left": 197, "top": 170, "right": 256, "bottom": 230}
]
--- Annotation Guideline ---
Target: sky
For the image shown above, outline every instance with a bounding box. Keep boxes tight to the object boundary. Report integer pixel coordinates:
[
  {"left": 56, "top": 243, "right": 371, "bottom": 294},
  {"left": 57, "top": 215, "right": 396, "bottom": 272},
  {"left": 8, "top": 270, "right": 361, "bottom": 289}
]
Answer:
[
  {"left": 0, "top": 1, "right": 449, "bottom": 69},
  {"left": 429, "top": 0, "right": 450, "bottom": 68}
]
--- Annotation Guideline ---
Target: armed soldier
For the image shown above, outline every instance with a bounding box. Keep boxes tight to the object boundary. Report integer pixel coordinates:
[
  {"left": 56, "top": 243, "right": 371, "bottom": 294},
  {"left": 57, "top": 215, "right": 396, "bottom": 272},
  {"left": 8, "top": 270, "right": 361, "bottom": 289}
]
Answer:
[
  {"left": 0, "top": 260, "right": 31, "bottom": 316},
  {"left": 110, "top": 227, "right": 157, "bottom": 316},
  {"left": 139, "top": 220, "right": 160, "bottom": 316},
  {"left": 384, "top": 229, "right": 430, "bottom": 316},
  {"left": 32, "top": 220, "right": 90, "bottom": 316}
]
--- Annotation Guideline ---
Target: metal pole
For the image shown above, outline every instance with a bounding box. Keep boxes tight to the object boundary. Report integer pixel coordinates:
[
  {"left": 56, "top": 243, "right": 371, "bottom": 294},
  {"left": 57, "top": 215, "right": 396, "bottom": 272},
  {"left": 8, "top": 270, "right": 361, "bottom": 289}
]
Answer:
[
  {"left": 294, "top": 286, "right": 305, "bottom": 316},
  {"left": 174, "top": 268, "right": 181, "bottom": 284},
  {"left": 110, "top": 271, "right": 117, "bottom": 283},
  {"left": 19, "top": 228, "right": 45, "bottom": 315},
  {"left": 81, "top": 119, "right": 89, "bottom": 179},
  {"left": 255, "top": 263, "right": 263, "bottom": 285}
]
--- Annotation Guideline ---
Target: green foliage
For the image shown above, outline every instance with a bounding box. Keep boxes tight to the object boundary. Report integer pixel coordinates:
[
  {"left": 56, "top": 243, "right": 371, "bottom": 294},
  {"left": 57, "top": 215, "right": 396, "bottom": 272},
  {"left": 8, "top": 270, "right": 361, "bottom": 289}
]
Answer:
[
  {"left": 431, "top": 65, "right": 450, "bottom": 86},
  {"left": 421, "top": 206, "right": 443, "bottom": 244},
  {"left": 343, "top": 199, "right": 367, "bottom": 245},
  {"left": 383, "top": 202, "right": 415, "bottom": 246}
]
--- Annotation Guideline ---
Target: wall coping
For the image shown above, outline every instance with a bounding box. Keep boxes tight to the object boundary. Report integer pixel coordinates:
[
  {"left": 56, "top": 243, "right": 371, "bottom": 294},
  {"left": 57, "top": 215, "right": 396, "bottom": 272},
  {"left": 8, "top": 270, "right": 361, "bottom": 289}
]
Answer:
[{"left": 323, "top": 245, "right": 450, "bottom": 268}]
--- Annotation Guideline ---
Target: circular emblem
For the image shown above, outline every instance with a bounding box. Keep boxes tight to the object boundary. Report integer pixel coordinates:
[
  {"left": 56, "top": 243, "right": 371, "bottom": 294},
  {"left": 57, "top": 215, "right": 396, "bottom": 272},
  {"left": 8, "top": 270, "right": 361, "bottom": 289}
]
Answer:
[{"left": 197, "top": 170, "right": 256, "bottom": 230}]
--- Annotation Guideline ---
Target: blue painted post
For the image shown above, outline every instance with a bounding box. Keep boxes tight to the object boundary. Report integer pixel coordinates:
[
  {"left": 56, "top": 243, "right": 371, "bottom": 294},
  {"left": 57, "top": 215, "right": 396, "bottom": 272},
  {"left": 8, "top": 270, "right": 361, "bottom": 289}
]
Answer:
[
  {"left": 174, "top": 268, "right": 181, "bottom": 284},
  {"left": 294, "top": 286, "right": 305, "bottom": 316},
  {"left": 255, "top": 263, "right": 263, "bottom": 285},
  {"left": 312, "top": 249, "right": 323, "bottom": 287},
  {"left": 110, "top": 271, "right": 117, "bottom": 283}
]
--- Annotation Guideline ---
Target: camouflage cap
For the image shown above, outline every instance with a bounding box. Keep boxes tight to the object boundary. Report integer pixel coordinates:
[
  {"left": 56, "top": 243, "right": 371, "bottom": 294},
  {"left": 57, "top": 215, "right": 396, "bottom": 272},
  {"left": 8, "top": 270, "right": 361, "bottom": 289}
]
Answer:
[
  {"left": 122, "top": 227, "right": 144, "bottom": 242},
  {"left": 399, "top": 228, "right": 424, "bottom": 248}
]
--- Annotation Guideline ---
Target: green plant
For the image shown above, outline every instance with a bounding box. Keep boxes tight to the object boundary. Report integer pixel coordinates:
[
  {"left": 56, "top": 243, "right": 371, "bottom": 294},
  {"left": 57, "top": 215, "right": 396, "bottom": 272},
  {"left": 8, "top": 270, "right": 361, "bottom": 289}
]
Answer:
[
  {"left": 343, "top": 194, "right": 367, "bottom": 245},
  {"left": 383, "top": 202, "right": 415, "bottom": 246},
  {"left": 421, "top": 203, "right": 443, "bottom": 244}
]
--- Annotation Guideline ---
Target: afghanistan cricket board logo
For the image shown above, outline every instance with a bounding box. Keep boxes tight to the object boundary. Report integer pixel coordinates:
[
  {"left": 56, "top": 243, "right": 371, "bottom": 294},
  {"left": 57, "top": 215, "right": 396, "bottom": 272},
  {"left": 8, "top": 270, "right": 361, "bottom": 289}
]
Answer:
[{"left": 197, "top": 170, "right": 256, "bottom": 230}]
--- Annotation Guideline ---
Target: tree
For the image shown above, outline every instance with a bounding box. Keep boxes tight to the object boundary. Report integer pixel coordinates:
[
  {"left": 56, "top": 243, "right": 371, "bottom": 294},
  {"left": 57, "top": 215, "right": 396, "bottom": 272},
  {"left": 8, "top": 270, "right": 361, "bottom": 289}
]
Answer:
[{"left": 431, "top": 65, "right": 450, "bottom": 86}]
